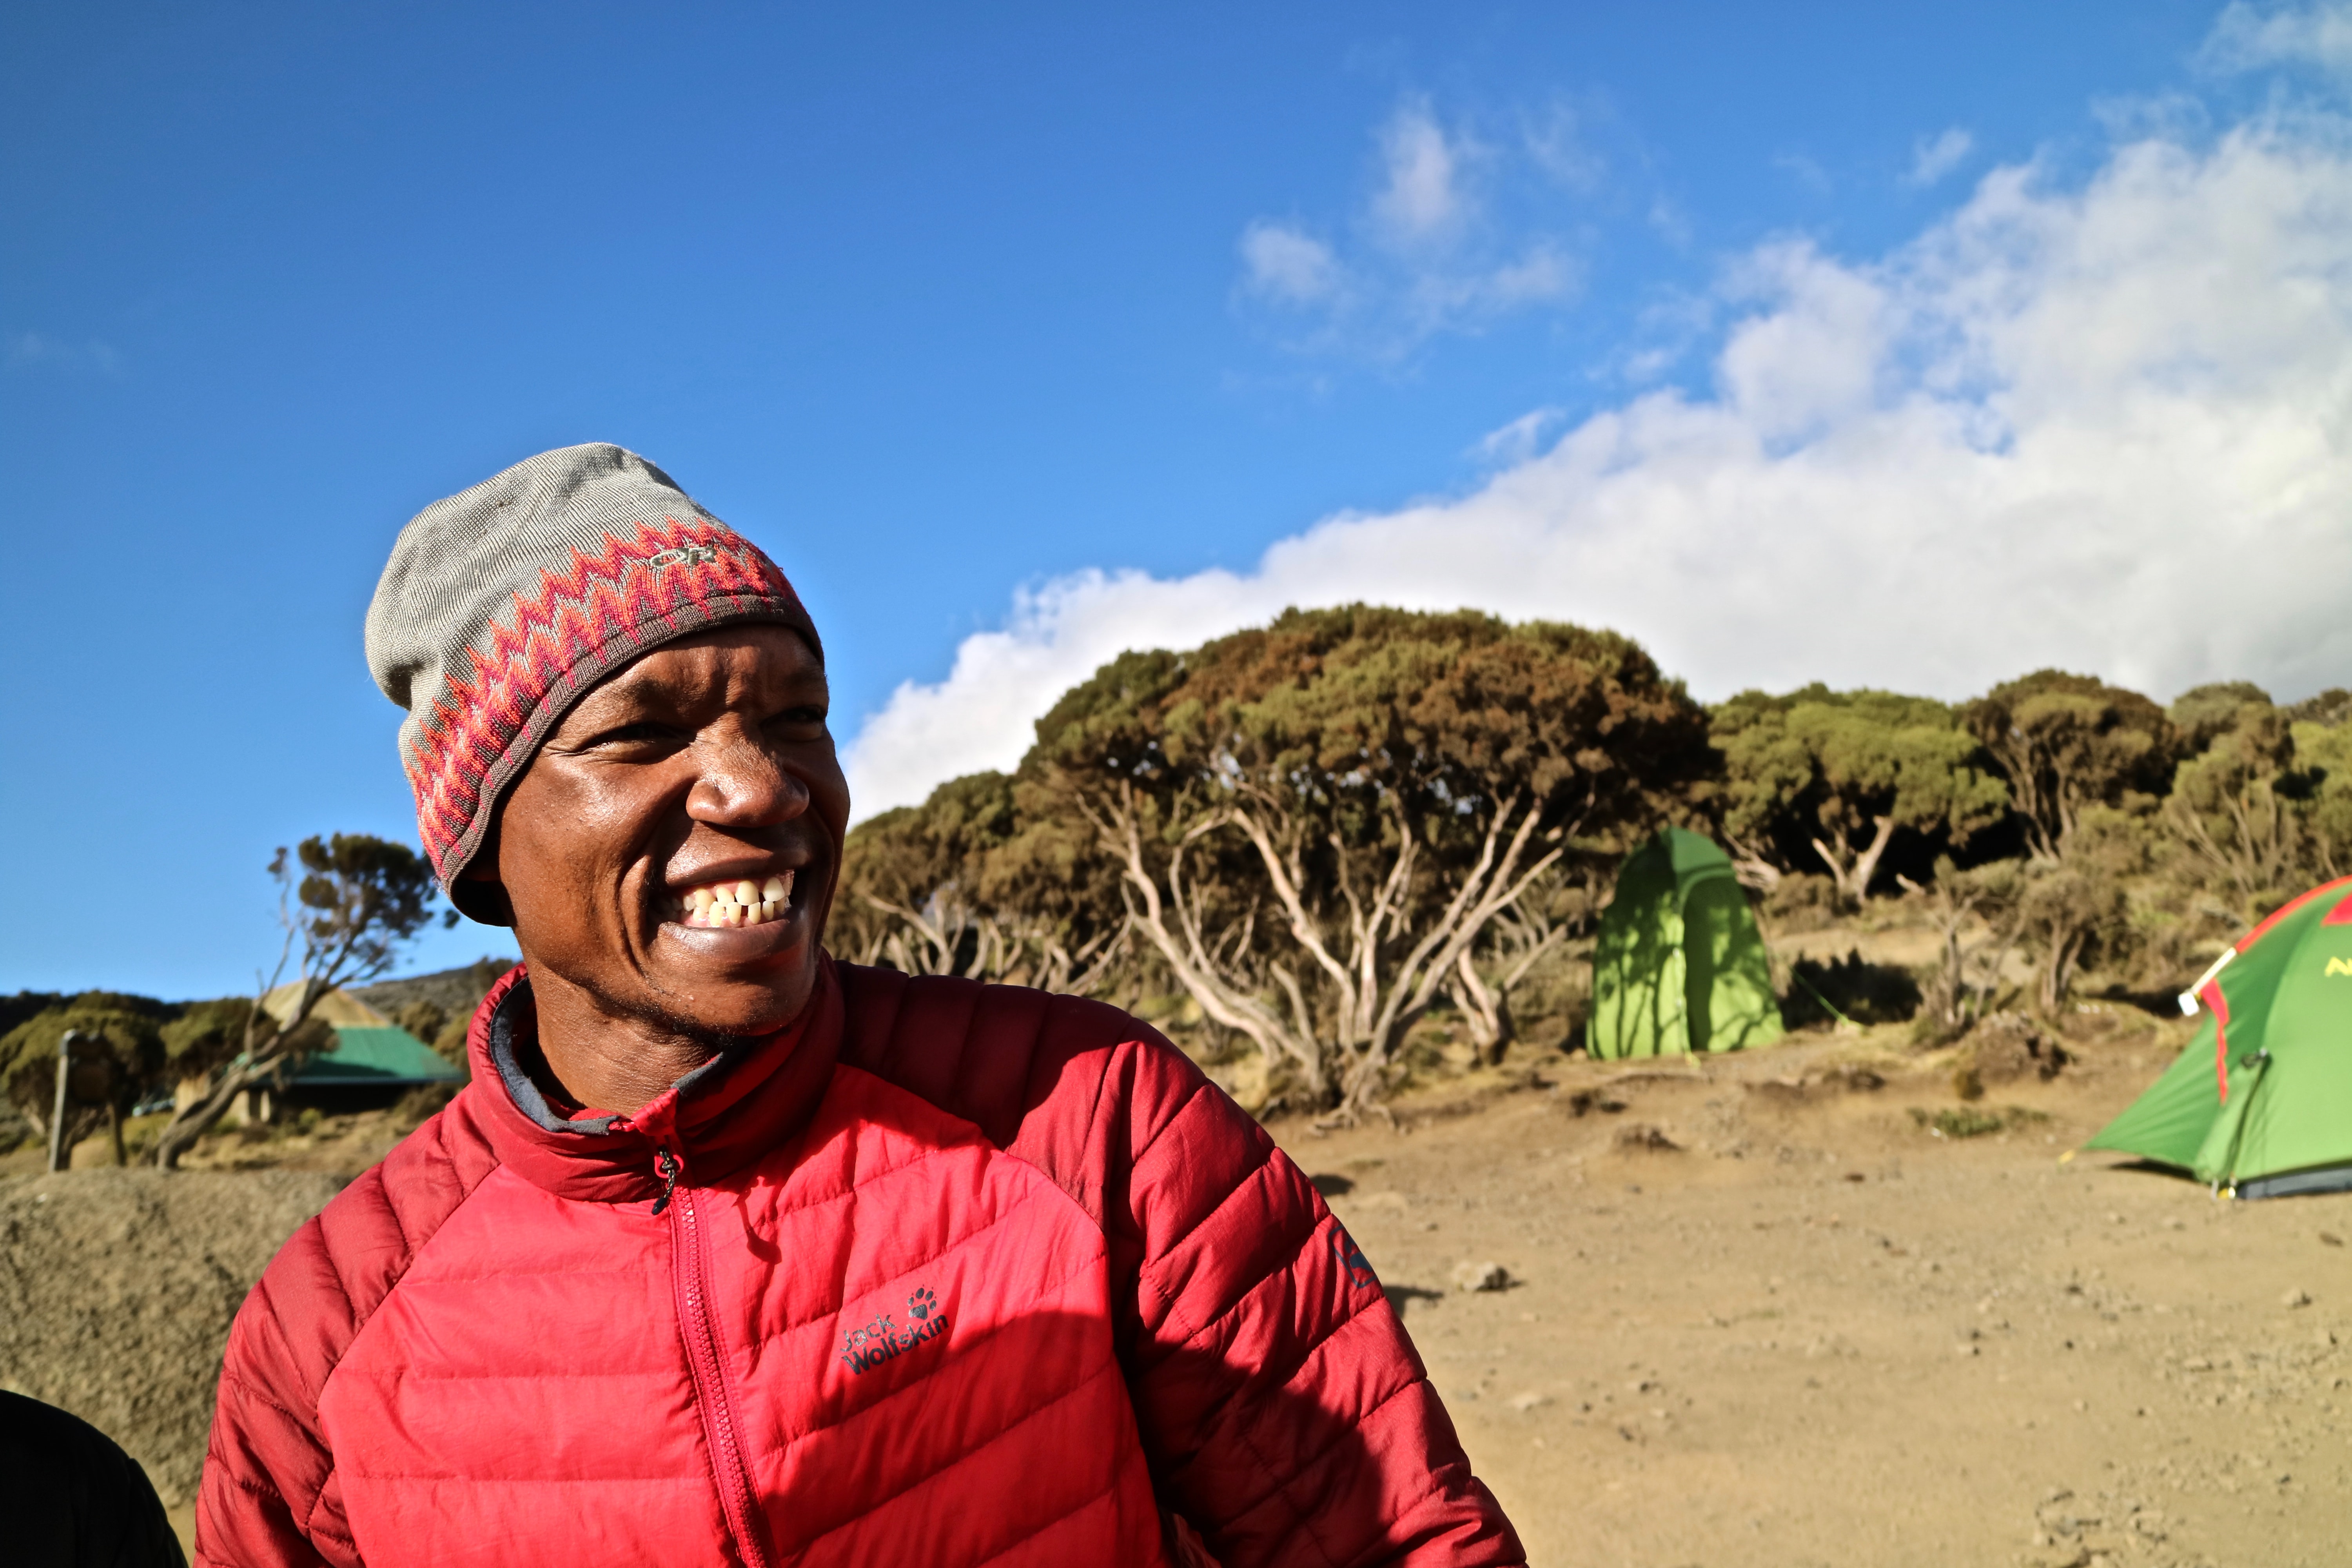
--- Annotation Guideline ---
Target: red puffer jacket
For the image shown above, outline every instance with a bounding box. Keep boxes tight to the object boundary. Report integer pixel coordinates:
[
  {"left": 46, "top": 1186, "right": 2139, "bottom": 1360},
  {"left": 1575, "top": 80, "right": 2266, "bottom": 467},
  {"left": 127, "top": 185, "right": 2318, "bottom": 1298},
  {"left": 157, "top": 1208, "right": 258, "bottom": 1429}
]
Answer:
[{"left": 197, "top": 960, "right": 1522, "bottom": 1568}]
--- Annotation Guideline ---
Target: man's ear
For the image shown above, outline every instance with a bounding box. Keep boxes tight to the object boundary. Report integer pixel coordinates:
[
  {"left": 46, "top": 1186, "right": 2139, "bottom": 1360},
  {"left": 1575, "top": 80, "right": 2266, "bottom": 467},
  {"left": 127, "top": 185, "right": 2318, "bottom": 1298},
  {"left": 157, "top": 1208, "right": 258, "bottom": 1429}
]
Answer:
[{"left": 456, "top": 826, "right": 516, "bottom": 927}]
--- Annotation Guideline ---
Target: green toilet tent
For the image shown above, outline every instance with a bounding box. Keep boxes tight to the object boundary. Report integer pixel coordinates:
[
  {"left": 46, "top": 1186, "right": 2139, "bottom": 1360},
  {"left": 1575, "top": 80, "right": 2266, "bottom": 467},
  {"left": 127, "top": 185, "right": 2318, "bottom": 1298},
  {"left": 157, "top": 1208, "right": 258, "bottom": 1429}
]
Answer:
[
  {"left": 1588, "top": 827, "right": 1784, "bottom": 1060},
  {"left": 2083, "top": 875, "right": 2352, "bottom": 1199}
]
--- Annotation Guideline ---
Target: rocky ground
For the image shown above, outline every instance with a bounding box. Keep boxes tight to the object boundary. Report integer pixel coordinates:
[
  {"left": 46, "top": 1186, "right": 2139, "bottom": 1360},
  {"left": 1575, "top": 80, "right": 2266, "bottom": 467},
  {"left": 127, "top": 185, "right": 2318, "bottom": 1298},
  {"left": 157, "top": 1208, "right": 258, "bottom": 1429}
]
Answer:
[
  {"left": 5, "top": 1003, "right": 2347, "bottom": 1566},
  {"left": 0, "top": 1167, "right": 345, "bottom": 1510},
  {"left": 1278, "top": 1018, "right": 2352, "bottom": 1568}
]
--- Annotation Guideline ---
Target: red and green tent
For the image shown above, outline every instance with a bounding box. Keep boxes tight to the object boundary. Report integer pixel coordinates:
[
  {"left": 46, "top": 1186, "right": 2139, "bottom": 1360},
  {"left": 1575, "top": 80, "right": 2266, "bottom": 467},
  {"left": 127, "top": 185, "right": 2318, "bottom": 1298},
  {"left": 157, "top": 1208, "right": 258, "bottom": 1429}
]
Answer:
[{"left": 2083, "top": 875, "right": 2352, "bottom": 1199}]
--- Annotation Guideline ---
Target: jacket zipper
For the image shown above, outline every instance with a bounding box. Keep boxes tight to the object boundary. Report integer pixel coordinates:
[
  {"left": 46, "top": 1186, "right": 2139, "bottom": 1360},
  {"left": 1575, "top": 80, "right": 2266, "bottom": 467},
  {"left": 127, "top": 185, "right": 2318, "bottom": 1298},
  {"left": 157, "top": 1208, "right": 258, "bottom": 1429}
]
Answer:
[{"left": 662, "top": 1146, "right": 773, "bottom": 1568}]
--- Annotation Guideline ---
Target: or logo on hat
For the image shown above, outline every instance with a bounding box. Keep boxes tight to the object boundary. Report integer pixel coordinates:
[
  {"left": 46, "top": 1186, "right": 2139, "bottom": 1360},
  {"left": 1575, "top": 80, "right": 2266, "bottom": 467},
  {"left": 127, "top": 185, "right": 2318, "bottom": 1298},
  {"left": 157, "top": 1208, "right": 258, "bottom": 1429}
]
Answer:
[
  {"left": 2326, "top": 956, "right": 2352, "bottom": 976},
  {"left": 644, "top": 543, "right": 727, "bottom": 571}
]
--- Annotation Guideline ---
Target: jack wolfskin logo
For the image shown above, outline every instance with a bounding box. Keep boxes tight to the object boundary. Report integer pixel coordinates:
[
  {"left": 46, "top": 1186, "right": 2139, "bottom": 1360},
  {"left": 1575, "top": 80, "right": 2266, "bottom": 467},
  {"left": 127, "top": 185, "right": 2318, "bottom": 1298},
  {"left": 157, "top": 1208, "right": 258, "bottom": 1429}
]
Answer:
[
  {"left": 2327, "top": 957, "right": 2352, "bottom": 976},
  {"left": 838, "top": 1287, "right": 952, "bottom": 1376},
  {"left": 1330, "top": 1226, "right": 1378, "bottom": 1289}
]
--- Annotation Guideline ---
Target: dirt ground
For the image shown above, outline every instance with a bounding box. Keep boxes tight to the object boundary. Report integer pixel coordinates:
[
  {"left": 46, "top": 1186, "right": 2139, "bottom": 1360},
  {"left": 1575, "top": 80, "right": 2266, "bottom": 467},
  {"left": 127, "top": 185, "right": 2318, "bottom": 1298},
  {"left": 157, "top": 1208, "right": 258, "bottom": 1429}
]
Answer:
[
  {"left": 9, "top": 1007, "right": 2349, "bottom": 1567},
  {"left": 0, "top": 1167, "right": 346, "bottom": 1514},
  {"left": 0, "top": 1111, "right": 419, "bottom": 1555},
  {"left": 1272, "top": 1018, "right": 2352, "bottom": 1568}
]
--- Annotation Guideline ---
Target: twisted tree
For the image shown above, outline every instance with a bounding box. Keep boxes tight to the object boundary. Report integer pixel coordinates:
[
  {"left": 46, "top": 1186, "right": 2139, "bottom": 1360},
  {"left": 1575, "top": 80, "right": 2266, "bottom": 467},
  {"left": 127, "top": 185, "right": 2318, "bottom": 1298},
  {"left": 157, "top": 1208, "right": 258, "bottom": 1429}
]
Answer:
[
  {"left": 1899, "top": 856, "right": 2023, "bottom": 1033},
  {"left": 837, "top": 771, "right": 1128, "bottom": 994},
  {"left": 1713, "top": 686, "right": 2007, "bottom": 904},
  {"left": 2295, "top": 712, "right": 2352, "bottom": 880},
  {"left": 1445, "top": 860, "right": 1598, "bottom": 1064},
  {"left": 1, "top": 995, "right": 171, "bottom": 1162},
  {"left": 2162, "top": 686, "right": 2310, "bottom": 917},
  {"left": 2014, "top": 810, "right": 2144, "bottom": 1011},
  {"left": 152, "top": 834, "right": 447, "bottom": 1168},
  {"left": 838, "top": 773, "right": 1025, "bottom": 978},
  {"left": 1962, "top": 671, "right": 2177, "bottom": 861},
  {"left": 1026, "top": 606, "right": 1711, "bottom": 1118}
]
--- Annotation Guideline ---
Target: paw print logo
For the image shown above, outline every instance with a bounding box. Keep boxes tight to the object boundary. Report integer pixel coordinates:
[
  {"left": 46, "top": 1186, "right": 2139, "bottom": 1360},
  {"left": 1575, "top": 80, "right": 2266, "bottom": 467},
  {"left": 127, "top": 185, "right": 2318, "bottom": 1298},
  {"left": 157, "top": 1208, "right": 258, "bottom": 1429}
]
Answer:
[
  {"left": 907, "top": 1287, "right": 938, "bottom": 1321},
  {"left": 1330, "top": 1227, "right": 1378, "bottom": 1289}
]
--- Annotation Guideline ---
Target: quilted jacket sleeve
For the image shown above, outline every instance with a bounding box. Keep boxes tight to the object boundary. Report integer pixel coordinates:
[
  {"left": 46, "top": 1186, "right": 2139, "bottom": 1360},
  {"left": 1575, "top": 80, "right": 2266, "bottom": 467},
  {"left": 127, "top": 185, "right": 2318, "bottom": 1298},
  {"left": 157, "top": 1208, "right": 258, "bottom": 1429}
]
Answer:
[
  {"left": 1099, "top": 1039, "right": 1523, "bottom": 1568},
  {"left": 196, "top": 1214, "right": 356, "bottom": 1568},
  {"left": 835, "top": 969, "right": 1523, "bottom": 1568},
  {"left": 195, "top": 1108, "right": 494, "bottom": 1568}
]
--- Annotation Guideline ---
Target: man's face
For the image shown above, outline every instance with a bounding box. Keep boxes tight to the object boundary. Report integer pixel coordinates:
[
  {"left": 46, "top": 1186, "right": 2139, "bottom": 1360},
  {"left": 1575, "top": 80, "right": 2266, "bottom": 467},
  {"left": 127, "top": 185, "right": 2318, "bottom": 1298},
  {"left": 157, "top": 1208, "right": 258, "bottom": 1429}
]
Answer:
[{"left": 482, "top": 623, "right": 849, "bottom": 1041}]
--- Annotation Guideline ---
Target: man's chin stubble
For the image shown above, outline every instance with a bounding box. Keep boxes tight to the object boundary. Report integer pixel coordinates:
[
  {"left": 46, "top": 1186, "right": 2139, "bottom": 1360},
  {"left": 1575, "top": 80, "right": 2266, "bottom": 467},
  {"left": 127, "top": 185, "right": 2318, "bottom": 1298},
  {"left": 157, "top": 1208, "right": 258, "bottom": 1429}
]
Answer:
[{"left": 603, "top": 966, "right": 805, "bottom": 1052}]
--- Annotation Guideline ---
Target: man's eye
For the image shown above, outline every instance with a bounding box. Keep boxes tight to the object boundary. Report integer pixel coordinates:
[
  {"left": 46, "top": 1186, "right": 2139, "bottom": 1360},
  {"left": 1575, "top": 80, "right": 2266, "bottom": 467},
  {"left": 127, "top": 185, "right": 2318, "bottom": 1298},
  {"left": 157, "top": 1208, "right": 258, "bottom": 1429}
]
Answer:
[
  {"left": 768, "top": 705, "right": 829, "bottom": 730},
  {"left": 590, "top": 722, "right": 682, "bottom": 749}
]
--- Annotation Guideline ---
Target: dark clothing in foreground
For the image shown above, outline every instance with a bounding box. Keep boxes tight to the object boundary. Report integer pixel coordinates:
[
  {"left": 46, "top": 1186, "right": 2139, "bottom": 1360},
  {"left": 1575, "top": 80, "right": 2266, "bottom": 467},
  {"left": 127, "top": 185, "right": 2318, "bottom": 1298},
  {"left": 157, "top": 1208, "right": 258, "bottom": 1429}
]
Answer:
[{"left": 0, "top": 1390, "right": 186, "bottom": 1568}]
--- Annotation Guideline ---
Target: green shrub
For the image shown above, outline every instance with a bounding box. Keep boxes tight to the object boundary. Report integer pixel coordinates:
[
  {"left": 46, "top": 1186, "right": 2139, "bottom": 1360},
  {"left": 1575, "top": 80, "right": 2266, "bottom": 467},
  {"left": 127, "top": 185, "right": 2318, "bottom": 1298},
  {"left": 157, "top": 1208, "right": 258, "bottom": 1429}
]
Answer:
[{"left": 1907, "top": 1104, "right": 2049, "bottom": 1139}]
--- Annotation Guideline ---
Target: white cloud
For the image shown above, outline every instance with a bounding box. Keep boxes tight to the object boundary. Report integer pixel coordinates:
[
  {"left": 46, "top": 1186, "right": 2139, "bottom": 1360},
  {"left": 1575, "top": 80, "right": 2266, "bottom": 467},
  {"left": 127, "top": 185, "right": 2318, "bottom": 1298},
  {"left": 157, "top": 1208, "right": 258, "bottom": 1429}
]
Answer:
[
  {"left": 1477, "top": 241, "right": 1577, "bottom": 305},
  {"left": 1907, "top": 127, "right": 1975, "bottom": 186},
  {"left": 846, "top": 116, "right": 2352, "bottom": 819},
  {"left": 2202, "top": 0, "right": 2352, "bottom": 74},
  {"left": 1774, "top": 151, "right": 1833, "bottom": 194},
  {"left": 1239, "top": 221, "right": 1343, "bottom": 303},
  {"left": 1236, "top": 97, "right": 1579, "bottom": 356},
  {"left": 1647, "top": 196, "right": 1694, "bottom": 249},
  {"left": 1523, "top": 100, "right": 1606, "bottom": 192},
  {"left": 1473, "top": 407, "right": 1567, "bottom": 465},
  {"left": 1372, "top": 102, "right": 1472, "bottom": 245},
  {"left": 1713, "top": 240, "right": 1891, "bottom": 439}
]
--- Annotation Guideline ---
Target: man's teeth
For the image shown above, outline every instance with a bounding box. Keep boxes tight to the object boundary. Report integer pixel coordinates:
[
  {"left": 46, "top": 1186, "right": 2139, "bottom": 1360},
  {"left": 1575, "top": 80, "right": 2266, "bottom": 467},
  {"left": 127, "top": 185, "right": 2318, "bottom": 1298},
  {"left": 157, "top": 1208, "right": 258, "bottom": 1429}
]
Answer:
[{"left": 679, "top": 872, "right": 795, "bottom": 927}]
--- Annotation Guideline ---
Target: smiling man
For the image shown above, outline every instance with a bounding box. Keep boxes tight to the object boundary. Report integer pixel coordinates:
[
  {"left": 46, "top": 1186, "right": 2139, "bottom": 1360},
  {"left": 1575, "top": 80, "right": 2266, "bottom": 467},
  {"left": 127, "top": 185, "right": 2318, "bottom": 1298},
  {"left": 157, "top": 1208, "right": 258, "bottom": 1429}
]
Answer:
[{"left": 194, "top": 444, "right": 1522, "bottom": 1568}]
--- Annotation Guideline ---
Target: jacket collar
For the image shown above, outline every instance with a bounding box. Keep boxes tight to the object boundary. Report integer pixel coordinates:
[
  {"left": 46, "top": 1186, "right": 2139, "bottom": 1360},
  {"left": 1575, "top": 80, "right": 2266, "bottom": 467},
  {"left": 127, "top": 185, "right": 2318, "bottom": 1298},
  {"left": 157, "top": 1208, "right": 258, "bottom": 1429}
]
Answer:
[{"left": 457, "top": 957, "right": 844, "bottom": 1205}]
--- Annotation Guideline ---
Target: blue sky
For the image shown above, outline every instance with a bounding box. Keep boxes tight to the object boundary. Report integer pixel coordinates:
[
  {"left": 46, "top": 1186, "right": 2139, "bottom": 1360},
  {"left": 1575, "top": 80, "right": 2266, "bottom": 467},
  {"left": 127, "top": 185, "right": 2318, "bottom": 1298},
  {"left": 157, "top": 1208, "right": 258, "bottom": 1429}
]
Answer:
[{"left": 5, "top": 0, "right": 2343, "bottom": 997}]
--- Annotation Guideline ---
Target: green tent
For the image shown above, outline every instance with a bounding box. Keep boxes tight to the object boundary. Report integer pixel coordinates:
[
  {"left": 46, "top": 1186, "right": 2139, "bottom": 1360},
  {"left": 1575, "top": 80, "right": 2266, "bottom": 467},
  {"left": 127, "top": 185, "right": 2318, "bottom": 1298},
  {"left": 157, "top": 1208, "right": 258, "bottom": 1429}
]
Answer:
[
  {"left": 1588, "top": 827, "right": 1784, "bottom": 1060},
  {"left": 2083, "top": 875, "right": 2352, "bottom": 1199},
  {"left": 290, "top": 1024, "right": 463, "bottom": 1086}
]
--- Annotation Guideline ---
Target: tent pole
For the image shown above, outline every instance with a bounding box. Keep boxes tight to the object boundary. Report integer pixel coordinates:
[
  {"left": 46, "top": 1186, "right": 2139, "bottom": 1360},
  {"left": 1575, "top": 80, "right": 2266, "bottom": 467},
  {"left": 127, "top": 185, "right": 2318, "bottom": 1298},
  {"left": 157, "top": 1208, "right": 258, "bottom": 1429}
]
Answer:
[
  {"left": 2212, "top": 1051, "right": 2271, "bottom": 1197},
  {"left": 1791, "top": 971, "right": 1856, "bottom": 1030},
  {"left": 2179, "top": 947, "right": 2238, "bottom": 1016}
]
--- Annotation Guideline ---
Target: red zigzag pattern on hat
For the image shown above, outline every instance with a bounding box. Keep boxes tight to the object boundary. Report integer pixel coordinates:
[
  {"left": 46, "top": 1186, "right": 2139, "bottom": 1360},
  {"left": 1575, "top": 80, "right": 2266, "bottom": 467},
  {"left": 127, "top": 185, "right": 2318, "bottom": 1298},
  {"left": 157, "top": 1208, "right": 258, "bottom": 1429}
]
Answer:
[{"left": 408, "top": 515, "right": 796, "bottom": 873}]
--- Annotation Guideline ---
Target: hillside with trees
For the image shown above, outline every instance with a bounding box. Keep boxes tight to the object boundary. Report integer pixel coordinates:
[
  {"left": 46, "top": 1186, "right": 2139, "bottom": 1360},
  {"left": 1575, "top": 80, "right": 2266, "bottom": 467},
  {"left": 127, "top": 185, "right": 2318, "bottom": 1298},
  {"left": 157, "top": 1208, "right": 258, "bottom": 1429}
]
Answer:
[
  {"left": 11, "top": 605, "right": 2347, "bottom": 1149},
  {"left": 840, "top": 605, "right": 2352, "bottom": 1119}
]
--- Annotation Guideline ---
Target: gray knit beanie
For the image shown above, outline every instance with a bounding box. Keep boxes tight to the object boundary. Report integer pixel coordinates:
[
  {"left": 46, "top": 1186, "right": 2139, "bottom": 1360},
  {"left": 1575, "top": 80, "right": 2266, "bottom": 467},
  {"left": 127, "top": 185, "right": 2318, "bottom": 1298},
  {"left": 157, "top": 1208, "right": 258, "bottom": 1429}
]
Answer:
[{"left": 365, "top": 443, "right": 818, "bottom": 923}]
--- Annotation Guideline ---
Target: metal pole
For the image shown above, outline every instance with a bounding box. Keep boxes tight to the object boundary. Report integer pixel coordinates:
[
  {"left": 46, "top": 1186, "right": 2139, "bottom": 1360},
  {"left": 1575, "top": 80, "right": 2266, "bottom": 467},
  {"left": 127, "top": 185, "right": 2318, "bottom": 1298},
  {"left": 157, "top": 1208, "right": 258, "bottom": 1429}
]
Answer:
[{"left": 47, "top": 1029, "right": 76, "bottom": 1173}]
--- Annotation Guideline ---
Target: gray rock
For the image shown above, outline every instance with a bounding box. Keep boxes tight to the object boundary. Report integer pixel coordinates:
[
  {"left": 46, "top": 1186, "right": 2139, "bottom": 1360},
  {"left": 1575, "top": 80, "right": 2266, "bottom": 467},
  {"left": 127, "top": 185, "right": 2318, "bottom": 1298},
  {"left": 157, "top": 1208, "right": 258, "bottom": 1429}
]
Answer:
[{"left": 1452, "top": 1259, "right": 1510, "bottom": 1292}]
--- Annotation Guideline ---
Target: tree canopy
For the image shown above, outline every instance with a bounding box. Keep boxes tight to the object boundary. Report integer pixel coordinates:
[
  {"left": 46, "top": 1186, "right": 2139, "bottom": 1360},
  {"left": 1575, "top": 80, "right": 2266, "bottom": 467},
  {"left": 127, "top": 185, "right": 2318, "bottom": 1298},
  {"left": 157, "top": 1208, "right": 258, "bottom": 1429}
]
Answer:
[
  {"left": 1962, "top": 671, "right": 2178, "bottom": 860},
  {"left": 826, "top": 609, "right": 2352, "bottom": 1098},
  {"left": 2296, "top": 717, "right": 2352, "bottom": 880},
  {"left": 1020, "top": 605, "right": 1711, "bottom": 1114},
  {"left": 837, "top": 771, "right": 1021, "bottom": 975},
  {"left": 150, "top": 832, "right": 450, "bottom": 1167},
  {"left": 834, "top": 771, "right": 1127, "bottom": 992},
  {"left": 2162, "top": 686, "right": 2306, "bottom": 916},
  {"left": 1712, "top": 685, "right": 2007, "bottom": 904},
  {"left": 0, "top": 993, "right": 175, "bottom": 1155}
]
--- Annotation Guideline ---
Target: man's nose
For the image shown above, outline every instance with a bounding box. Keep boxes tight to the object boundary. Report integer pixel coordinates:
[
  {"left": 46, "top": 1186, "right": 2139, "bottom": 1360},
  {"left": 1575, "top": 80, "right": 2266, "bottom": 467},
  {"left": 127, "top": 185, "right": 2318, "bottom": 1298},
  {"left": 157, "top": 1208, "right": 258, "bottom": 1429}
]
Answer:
[{"left": 685, "top": 722, "right": 808, "bottom": 827}]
